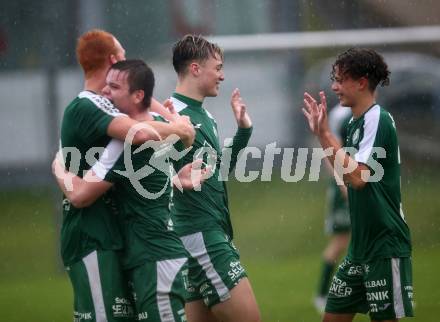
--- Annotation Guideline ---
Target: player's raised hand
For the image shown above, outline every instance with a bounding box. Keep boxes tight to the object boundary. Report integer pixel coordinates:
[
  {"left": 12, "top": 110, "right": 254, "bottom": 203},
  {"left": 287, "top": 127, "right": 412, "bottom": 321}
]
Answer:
[
  {"left": 302, "top": 91, "right": 329, "bottom": 136},
  {"left": 231, "top": 88, "right": 252, "bottom": 128}
]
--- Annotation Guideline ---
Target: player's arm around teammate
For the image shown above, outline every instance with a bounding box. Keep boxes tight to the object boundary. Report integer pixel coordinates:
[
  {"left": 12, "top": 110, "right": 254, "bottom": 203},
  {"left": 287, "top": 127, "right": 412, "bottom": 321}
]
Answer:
[{"left": 52, "top": 155, "right": 210, "bottom": 208}]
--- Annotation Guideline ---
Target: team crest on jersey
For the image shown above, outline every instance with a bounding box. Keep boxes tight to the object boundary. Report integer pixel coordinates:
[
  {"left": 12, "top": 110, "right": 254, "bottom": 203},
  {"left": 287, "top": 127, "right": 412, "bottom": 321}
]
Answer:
[{"left": 352, "top": 128, "right": 360, "bottom": 145}]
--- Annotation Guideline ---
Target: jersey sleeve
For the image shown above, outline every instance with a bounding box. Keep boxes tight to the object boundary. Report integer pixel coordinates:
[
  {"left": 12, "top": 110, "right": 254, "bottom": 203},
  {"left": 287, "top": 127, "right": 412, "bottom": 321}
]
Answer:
[
  {"left": 91, "top": 139, "right": 125, "bottom": 183},
  {"left": 354, "top": 107, "right": 381, "bottom": 165},
  {"left": 224, "top": 126, "right": 253, "bottom": 173},
  {"left": 355, "top": 107, "right": 396, "bottom": 169},
  {"left": 74, "top": 95, "right": 125, "bottom": 142}
]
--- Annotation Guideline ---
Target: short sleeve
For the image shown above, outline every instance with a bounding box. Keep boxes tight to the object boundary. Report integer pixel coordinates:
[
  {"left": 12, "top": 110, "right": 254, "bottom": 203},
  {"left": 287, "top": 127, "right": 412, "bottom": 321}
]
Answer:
[
  {"left": 91, "top": 139, "right": 125, "bottom": 183},
  {"left": 75, "top": 92, "right": 125, "bottom": 142},
  {"left": 354, "top": 106, "right": 381, "bottom": 164}
]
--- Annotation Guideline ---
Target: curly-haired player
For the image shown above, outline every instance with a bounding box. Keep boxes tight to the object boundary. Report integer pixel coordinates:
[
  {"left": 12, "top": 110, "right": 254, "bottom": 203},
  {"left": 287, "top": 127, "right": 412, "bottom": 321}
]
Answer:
[{"left": 303, "top": 48, "right": 414, "bottom": 322}]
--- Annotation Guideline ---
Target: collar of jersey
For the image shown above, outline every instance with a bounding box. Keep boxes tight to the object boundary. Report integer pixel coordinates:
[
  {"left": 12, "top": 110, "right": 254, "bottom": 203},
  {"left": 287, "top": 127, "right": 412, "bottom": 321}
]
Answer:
[
  {"left": 172, "top": 92, "right": 203, "bottom": 109},
  {"left": 352, "top": 103, "right": 378, "bottom": 121}
]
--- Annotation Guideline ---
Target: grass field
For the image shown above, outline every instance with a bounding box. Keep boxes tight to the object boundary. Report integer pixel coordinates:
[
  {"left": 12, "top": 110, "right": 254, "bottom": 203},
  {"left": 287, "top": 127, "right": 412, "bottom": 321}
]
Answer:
[{"left": 0, "top": 169, "right": 439, "bottom": 321}]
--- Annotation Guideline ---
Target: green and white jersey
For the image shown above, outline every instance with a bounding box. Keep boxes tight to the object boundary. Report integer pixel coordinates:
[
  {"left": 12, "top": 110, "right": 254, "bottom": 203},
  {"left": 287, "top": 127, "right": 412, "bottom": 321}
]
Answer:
[
  {"left": 344, "top": 104, "right": 411, "bottom": 262},
  {"left": 169, "top": 93, "right": 252, "bottom": 238},
  {"left": 60, "top": 91, "right": 124, "bottom": 266},
  {"left": 93, "top": 115, "right": 187, "bottom": 270}
]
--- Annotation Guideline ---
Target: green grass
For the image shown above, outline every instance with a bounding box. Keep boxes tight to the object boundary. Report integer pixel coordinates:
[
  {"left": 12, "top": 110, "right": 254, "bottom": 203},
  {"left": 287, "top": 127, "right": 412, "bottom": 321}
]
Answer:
[{"left": 0, "top": 170, "right": 439, "bottom": 321}]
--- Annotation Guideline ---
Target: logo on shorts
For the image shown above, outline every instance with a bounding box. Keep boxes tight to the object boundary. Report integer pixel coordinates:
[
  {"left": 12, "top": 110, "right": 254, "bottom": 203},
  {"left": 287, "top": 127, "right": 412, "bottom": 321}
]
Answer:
[
  {"left": 138, "top": 311, "right": 148, "bottom": 320},
  {"left": 329, "top": 277, "right": 352, "bottom": 298},
  {"left": 404, "top": 285, "right": 414, "bottom": 301},
  {"left": 348, "top": 264, "right": 363, "bottom": 276},
  {"left": 338, "top": 259, "right": 352, "bottom": 270},
  {"left": 62, "top": 198, "right": 71, "bottom": 211},
  {"left": 364, "top": 279, "right": 387, "bottom": 288},
  {"left": 363, "top": 264, "right": 370, "bottom": 274},
  {"left": 200, "top": 282, "right": 211, "bottom": 295},
  {"left": 73, "top": 311, "right": 92, "bottom": 321},
  {"left": 379, "top": 303, "right": 391, "bottom": 311},
  {"left": 366, "top": 291, "right": 389, "bottom": 301},
  {"left": 228, "top": 261, "right": 245, "bottom": 281},
  {"left": 112, "top": 297, "right": 134, "bottom": 318}
]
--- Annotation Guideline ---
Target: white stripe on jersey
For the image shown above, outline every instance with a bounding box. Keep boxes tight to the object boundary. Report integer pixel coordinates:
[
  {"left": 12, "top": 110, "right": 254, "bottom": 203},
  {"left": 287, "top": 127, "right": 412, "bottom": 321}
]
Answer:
[
  {"left": 354, "top": 104, "right": 380, "bottom": 164},
  {"left": 78, "top": 91, "right": 126, "bottom": 117},
  {"left": 92, "top": 139, "right": 124, "bottom": 179}
]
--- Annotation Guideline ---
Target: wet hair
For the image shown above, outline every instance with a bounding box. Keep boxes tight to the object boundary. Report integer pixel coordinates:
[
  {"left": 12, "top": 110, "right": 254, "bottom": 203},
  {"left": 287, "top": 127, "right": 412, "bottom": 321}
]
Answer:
[
  {"left": 110, "top": 59, "right": 155, "bottom": 109},
  {"left": 172, "top": 34, "right": 223, "bottom": 75},
  {"left": 76, "top": 29, "right": 118, "bottom": 78},
  {"left": 331, "top": 48, "right": 390, "bottom": 91}
]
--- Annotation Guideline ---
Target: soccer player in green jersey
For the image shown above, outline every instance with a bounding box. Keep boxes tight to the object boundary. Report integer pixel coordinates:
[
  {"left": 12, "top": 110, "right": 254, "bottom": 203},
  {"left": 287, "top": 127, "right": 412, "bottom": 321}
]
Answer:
[
  {"left": 166, "top": 35, "right": 261, "bottom": 322},
  {"left": 57, "top": 30, "right": 194, "bottom": 322},
  {"left": 303, "top": 48, "right": 413, "bottom": 322},
  {"left": 54, "top": 59, "right": 208, "bottom": 322},
  {"left": 314, "top": 104, "right": 351, "bottom": 313}
]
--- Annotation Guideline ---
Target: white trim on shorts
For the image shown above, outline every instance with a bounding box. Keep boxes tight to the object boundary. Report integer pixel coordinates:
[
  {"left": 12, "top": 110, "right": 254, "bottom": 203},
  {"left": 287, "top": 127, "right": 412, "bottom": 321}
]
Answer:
[
  {"left": 156, "top": 258, "right": 188, "bottom": 322},
  {"left": 392, "top": 258, "right": 405, "bottom": 318},
  {"left": 180, "top": 232, "right": 231, "bottom": 302},
  {"left": 82, "top": 251, "right": 108, "bottom": 322}
]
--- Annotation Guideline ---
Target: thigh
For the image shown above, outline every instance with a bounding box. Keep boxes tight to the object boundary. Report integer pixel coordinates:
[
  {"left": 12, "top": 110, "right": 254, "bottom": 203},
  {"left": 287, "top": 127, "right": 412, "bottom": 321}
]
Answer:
[
  {"left": 180, "top": 231, "right": 247, "bottom": 308},
  {"left": 211, "top": 278, "right": 261, "bottom": 322},
  {"left": 365, "top": 257, "right": 414, "bottom": 320},
  {"left": 325, "top": 258, "right": 369, "bottom": 315},
  {"left": 185, "top": 300, "right": 219, "bottom": 322},
  {"left": 130, "top": 258, "right": 188, "bottom": 322},
  {"left": 68, "top": 250, "right": 135, "bottom": 322}
]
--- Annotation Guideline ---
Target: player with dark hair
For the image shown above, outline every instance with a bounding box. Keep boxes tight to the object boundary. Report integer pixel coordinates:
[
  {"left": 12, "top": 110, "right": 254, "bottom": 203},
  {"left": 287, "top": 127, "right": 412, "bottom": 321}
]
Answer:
[
  {"left": 166, "top": 34, "right": 261, "bottom": 322},
  {"left": 54, "top": 59, "right": 207, "bottom": 322},
  {"left": 303, "top": 48, "right": 413, "bottom": 322},
  {"left": 56, "top": 30, "right": 194, "bottom": 322}
]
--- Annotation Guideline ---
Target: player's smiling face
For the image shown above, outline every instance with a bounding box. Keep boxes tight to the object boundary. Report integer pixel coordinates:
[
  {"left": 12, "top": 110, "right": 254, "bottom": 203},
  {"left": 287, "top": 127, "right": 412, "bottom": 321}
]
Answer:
[
  {"left": 198, "top": 53, "right": 224, "bottom": 97},
  {"left": 102, "top": 69, "right": 134, "bottom": 114},
  {"left": 331, "top": 66, "right": 360, "bottom": 107}
]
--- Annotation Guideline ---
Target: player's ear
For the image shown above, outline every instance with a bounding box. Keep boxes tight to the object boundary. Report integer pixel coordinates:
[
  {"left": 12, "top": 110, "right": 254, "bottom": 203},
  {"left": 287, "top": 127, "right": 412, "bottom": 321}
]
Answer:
[
  {"left": 109, "top": 54, "right": 118, "bottom": 65},
  {"left": 189, "top": 62, "right": 200, "bottom": 77},
  {"left": 358, "top": 77, "right": 369, "bottom": 91},
  {"left": 132, "top": 90, "right": 144, "bottom": 105}
]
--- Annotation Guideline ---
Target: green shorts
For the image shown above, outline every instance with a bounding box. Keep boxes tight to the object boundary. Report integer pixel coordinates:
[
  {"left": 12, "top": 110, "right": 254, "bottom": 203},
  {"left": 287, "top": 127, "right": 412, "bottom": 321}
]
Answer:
[
  {"left": 66, "top": 250, "right": 135, "bottom": 322},
  {"left": 325, "top": 184, "right": 350, "bottom": 235},
  {"left": 128, "top": 258, "right": 188, "bottom": 322},
  {"left": 180, "top": 231, "right": 247, "bottom": 308},
  {"left": 325, "top": 257, "right": 414, "bottom": 320}
]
